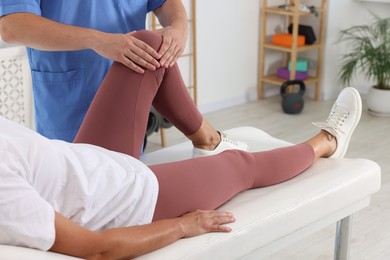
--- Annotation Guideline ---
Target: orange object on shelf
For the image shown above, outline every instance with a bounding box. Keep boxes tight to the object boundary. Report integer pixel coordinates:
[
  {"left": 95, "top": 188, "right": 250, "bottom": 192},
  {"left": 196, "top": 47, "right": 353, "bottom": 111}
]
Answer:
[{"left": 272, "top": 33, "right": 305, "bottom": 47}]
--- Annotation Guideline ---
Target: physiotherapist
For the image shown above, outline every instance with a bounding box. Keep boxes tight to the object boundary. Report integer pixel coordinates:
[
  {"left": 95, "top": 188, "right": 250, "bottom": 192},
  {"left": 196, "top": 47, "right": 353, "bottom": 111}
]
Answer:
[{"left": 0, "top": 0, "right": 188, "bottom": 142}]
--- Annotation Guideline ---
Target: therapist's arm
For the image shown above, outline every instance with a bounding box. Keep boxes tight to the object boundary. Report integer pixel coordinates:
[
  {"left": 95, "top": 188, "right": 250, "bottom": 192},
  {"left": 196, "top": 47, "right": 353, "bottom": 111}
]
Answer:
[
  {"left": 51, "top": 210, "right": 234, "bottom": 259},
  {"left": 0, "top": 13, "right": 160, "bottom": 73},
  {"left": 153, "top": 0, "right": 189, "bottom": 68}
]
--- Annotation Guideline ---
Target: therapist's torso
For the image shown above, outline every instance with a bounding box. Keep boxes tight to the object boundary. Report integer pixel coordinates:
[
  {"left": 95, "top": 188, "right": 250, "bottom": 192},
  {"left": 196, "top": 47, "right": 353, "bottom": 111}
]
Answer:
[{"left": 0, "top": 0, "right": 164, "bottom": 142}]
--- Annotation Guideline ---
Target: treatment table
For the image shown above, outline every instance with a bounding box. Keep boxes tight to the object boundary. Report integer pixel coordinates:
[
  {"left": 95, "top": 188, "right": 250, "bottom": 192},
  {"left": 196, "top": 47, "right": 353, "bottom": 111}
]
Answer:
[{"left": 0, "top": 127, "right": 381, "bottom": 260}]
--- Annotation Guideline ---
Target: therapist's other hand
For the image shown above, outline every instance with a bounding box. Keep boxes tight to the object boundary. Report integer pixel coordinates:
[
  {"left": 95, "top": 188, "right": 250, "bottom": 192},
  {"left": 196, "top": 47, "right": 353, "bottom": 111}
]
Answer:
[
  {"left": 93, "top": 32, "right": 161, "bottom": 74},
  {"left": 156, "top": 26, "right": 188, "bottom": 68},
  {"left": 178, "top": 209, "right": 235, "bottom": 238}
]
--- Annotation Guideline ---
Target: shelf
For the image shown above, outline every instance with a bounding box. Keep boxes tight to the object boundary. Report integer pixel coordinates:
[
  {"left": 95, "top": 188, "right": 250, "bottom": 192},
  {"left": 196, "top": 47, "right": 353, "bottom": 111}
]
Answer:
[
  {"left": 265, "top": 7, "right": 324, "bottom": 16},
  {"left": 261, "top": 74, "right": 319, "bottom": 86},
  {"left": 258, "top": 0, "right": 328, "bottom": 101},
  {"left": 264, "top": 43, "right": 321, "bottom": 52}
]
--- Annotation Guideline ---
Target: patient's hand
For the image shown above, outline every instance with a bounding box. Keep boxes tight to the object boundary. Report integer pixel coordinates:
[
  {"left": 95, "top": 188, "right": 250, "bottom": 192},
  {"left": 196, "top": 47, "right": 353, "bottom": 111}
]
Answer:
[{"left": 178, "top": 209, "right": 236, "bottom": 238}]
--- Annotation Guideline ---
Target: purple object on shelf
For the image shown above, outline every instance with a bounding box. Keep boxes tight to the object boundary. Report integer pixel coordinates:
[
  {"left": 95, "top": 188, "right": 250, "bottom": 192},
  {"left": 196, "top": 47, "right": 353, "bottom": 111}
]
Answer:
[{"left": 277, "top": 67, "right": 308, "bottom": 80}]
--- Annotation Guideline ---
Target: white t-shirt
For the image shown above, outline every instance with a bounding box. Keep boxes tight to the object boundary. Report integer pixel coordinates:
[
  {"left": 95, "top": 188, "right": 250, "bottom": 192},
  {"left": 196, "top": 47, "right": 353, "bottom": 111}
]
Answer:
[{"left": 0, "top": 117, "right": 159, "bottom": 250}]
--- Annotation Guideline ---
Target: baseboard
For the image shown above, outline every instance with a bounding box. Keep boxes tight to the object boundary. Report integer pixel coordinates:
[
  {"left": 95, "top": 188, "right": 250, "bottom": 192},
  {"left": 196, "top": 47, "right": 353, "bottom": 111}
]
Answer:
[
  {"left": 198, "top": 84, "right": 367, "bottom": 115},
  {"left": 198, "top": 91, "right": 257, "bottom": 114}
]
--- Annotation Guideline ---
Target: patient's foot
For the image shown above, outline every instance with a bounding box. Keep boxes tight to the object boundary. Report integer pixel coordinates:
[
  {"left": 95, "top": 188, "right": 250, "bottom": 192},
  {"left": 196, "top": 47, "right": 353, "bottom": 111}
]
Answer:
[
  {"left": 312, "top": 87, "right": 362, "bottom": 158},
  {"left": 188, "top": 120, "right": 248, "bottom": 157},
  {"left": 192, "top": 132, "right": 249, "bottom": 158}
]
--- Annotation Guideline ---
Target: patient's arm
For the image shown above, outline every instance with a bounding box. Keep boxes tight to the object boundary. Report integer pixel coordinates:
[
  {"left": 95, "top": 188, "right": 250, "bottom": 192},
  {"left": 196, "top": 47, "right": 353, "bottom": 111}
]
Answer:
[{"left": 51, "top": 210, "right": 235, "bottom": 259}]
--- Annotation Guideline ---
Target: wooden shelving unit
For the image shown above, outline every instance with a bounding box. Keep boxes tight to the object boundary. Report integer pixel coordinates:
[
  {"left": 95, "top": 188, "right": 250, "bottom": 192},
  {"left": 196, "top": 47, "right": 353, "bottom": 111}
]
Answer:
[{"left": 258, "top": 0, "right": 328, "bottom": 101}]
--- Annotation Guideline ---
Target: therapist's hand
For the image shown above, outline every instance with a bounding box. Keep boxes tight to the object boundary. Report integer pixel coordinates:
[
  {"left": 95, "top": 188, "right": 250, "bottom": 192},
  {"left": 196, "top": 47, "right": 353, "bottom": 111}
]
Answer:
[
  {"left": 155, "top": 26, "right": 188, "bottom": 68},
  {"left": 92, "top": 32, "right": 161, "bottom": 74}
]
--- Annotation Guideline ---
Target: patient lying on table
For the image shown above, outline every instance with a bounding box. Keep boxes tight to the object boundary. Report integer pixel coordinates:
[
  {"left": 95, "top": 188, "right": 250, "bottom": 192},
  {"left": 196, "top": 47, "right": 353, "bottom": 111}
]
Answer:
[{"left": 0, "top": 30, "right": 362, "bottom": 260}]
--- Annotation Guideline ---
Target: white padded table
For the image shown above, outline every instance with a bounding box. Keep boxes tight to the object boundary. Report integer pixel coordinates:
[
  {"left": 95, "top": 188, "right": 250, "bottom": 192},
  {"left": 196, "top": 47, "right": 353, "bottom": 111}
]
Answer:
[{"left": 0, "top": 127, "right": 381, "bottom": 260}]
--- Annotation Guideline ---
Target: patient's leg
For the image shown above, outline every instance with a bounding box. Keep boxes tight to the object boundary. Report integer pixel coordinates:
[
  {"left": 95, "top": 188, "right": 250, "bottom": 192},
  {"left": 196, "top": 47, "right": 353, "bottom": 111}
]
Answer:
[
  {"left": 152, "top": 86, "right": 361, "bottom": 221},
  {"left": 151, "top": 143, "right": 315, "bottom": 221},
  {"left": 73, "top": 30, "right": 203, "bottom": 158}
]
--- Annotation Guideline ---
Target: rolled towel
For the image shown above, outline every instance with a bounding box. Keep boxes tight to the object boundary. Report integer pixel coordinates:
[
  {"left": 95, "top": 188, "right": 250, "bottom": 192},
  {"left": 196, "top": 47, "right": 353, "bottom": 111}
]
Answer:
[{"left": 160, "top": 116, "right": 173, "bottom": 129}]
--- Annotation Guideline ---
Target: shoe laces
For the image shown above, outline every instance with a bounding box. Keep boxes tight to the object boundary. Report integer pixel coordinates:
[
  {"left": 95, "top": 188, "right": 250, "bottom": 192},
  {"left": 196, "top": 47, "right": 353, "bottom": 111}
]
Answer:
[
  {"left": 220, "top": 132, "right": 239, "bottom": 146},
  {"left": 312, "top": 104, "right": 350, "bottom": 137}
]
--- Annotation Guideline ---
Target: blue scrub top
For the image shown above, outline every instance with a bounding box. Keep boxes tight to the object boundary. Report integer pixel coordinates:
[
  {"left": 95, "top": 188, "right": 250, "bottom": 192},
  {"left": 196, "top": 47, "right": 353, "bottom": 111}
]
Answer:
[{"left": 0, "top": 0, "right": 165, "bottom": 142}]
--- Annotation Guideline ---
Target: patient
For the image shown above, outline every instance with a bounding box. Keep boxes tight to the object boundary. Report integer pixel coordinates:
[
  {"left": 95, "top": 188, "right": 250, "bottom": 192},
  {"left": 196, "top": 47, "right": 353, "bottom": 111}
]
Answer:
[{"left": 0, "top": 30, "right": 362, "bottom": 259}]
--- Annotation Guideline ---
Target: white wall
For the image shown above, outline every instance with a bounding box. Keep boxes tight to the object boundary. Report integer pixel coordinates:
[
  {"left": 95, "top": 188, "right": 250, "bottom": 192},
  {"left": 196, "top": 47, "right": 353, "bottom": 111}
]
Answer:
[
  {"left": 196, "top": 0, "right": 390, "bottom": 113},
  {"left": 323, "top": 0, "right": 390, "bottom": 98},
  {"left": 196, "top": 0, "right": 260, "bottom": 113}
]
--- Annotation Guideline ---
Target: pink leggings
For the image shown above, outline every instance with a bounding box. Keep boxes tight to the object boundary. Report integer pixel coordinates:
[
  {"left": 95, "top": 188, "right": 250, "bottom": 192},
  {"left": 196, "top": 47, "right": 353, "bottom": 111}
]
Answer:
[{"left": 74, "top": 30, "right": 315, "bottom": 221}]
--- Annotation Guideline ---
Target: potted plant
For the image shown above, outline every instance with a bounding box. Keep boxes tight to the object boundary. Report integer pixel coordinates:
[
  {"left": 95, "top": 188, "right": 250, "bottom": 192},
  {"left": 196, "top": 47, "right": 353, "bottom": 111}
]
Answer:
[{"left": 338, "top": 14, "right": 390, "bottom": 116}]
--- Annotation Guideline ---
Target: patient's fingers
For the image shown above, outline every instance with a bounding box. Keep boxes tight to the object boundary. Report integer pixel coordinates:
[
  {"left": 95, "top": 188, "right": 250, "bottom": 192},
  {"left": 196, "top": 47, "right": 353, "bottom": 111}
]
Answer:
[{"left": 180, "top": 209, "right": 235, "bottom": 238}]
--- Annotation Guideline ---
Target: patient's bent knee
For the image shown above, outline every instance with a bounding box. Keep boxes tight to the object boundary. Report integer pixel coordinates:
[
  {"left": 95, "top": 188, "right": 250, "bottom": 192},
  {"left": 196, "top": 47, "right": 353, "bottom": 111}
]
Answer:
[{"left": 131, "top": 30, "right": 162, "bottom": 52}]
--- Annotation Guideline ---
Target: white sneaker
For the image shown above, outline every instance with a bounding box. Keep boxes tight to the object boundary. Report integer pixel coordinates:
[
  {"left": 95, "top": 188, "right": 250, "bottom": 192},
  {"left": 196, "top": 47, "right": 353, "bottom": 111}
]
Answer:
[
  {"left": 192, "top": 132, "right": 249, "bottom": 157},
  {"left": 312, "top": 87, "right": 362, "bottom": 158}
]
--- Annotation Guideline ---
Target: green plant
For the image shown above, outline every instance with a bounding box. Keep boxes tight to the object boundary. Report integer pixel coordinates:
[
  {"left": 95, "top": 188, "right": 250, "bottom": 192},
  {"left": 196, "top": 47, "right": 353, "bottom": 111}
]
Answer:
[{"left": 338, "top": 14, "right": 390, "bottom": 90}]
